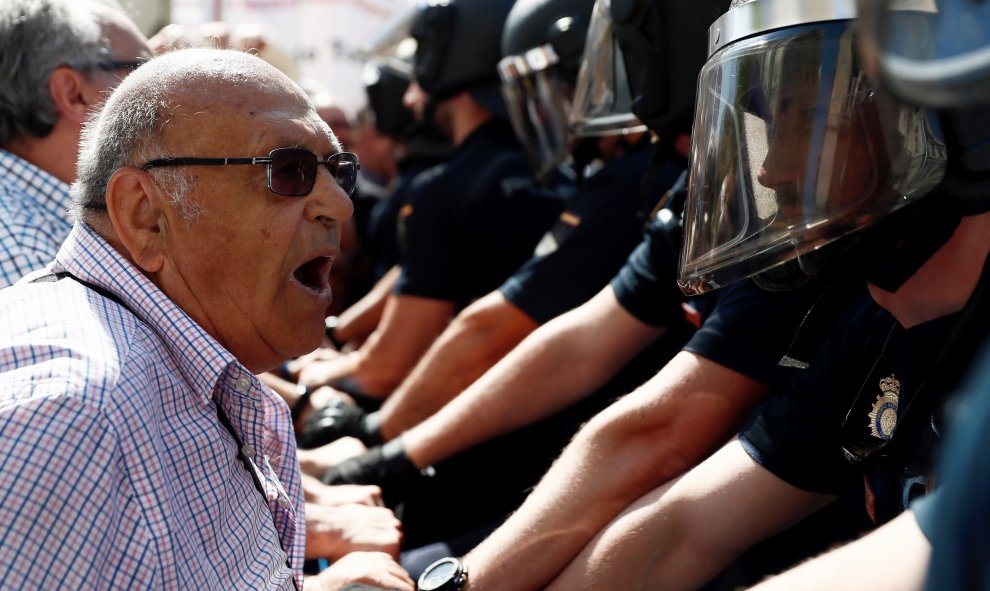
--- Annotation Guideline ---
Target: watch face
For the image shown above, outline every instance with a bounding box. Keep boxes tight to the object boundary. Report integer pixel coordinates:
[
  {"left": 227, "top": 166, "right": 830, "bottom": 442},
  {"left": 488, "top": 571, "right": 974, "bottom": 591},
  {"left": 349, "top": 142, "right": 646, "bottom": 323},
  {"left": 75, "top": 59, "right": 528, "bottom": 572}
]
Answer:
[{"left": 420, "top": 560, "right": 458, "bottom": 590}]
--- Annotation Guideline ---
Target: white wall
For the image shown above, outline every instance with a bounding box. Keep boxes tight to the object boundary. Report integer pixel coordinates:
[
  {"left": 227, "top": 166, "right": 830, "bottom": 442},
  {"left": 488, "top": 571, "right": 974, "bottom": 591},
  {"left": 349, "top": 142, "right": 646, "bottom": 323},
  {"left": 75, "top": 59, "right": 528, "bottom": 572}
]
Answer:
[{"left": 163, "top": 0, "right": 410, "bottom": 112}]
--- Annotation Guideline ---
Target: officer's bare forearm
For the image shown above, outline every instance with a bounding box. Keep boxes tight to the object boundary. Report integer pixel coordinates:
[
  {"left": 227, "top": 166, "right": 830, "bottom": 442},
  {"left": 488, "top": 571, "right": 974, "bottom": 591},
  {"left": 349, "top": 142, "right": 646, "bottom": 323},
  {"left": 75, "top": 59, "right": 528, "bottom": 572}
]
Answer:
[
  {"left": 380, "top": 292, "right": 537, "bottom": 439},
  {"left": 461, "top": 352, "right": 772, "bottom": 591},
  {"left": 333, "top": 265, "right": 401, "bottom": 345},
  {"left": 402, "top": 289, "right": 658, "bottom": 468}
]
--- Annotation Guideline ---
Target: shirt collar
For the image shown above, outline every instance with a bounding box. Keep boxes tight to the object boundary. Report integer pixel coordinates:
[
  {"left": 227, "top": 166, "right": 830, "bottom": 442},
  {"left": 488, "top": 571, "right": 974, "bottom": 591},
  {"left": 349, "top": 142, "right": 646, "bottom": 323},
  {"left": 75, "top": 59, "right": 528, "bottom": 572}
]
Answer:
[{"left": 53, "top": 223, "right": 241, "bottom": 406}]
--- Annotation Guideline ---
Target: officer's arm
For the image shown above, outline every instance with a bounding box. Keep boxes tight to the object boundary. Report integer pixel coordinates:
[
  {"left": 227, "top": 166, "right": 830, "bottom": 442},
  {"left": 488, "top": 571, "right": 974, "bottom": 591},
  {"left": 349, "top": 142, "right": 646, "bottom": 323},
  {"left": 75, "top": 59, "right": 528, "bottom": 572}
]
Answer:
[
  {"left": 545, "top": 439, "right": 835, "bottom": 590},
  {"left": 399, "top": 286, "right": 661, "bottom": 467},
  {"left": 377, "top": 290, "right": 540, "bottom": 439},
  {"left": 459, "top": 351, "right": 773, "bottom": 591},
  {"left": 297, "top": 291, "right": 454, "bottom": 398},
  {"left": 327, "top": 265, "right": 402, "bottom": 348},
  {"left": 747, "top": 510, "right": 929, "bottom": 591}
]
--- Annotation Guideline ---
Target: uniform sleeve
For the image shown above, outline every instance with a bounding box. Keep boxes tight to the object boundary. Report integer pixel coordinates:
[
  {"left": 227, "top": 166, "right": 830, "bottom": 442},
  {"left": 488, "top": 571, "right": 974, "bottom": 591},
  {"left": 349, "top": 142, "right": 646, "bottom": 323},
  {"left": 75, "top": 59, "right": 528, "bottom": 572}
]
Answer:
[
  {"left": 681, "top": 278, "right": 854, "bottom": 388},
  {"left": 0, "top": 393, "right": 129, "bottom": 588},
  {"left": 609, "top": 216, "right": 686, "bottom": 327},
  {"left": 738, "top": 298, "right": 885, "bottom": 495},
  {"left": 393, "top": 174, "right": 464, "bottom": 301},
  {"left": 918, "top": 343, "right": 990, "bottom": 590},
  {"left": 501, "top": 213, "right": 647, "bottom": 325}
]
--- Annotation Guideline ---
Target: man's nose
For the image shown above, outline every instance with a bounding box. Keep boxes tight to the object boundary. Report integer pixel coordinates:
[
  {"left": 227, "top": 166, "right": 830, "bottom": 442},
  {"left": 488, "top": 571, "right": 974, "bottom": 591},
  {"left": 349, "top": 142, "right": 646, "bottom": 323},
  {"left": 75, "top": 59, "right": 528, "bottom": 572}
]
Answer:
[
  {"left": 757, "top": 149, "right": 793, "bottom": 193},
  {"left": 307, "top": 171, "right": 354, "bottom": 227}
]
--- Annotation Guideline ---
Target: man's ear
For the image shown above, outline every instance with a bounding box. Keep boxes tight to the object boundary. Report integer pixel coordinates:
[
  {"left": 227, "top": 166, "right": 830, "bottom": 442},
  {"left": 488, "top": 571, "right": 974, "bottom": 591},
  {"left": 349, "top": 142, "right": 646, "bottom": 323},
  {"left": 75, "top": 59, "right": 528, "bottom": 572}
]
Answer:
[
  {"left": 105, "top": 168, "right": 168, "bottom": 273},
  {"left": 48, "top": 66, "right": 103, "bottom": 125}
]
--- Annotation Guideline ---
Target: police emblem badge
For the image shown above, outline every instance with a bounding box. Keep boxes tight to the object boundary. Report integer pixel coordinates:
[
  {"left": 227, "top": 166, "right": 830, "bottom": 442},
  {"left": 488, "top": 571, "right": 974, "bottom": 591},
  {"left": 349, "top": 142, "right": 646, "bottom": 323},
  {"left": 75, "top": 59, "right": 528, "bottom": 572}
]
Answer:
[{"left": 867, "top": 375, "right": 901, "bottom": 440}]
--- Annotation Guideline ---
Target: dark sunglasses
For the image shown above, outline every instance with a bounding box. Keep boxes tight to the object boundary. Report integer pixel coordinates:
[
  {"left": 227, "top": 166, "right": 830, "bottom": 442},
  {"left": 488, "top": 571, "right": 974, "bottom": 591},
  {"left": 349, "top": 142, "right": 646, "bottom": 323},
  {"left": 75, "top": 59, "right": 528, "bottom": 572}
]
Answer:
[{"left": 141, "top": 148, "right": 360, "bottom": 197}]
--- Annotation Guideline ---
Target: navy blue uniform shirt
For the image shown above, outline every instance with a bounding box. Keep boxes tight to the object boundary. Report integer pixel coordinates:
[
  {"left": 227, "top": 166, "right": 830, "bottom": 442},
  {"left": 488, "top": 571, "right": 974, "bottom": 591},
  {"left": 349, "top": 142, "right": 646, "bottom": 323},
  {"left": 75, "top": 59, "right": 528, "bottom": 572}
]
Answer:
[
  {"left": 500, "top": 143, "right": 683, "bottom": 324},
  {"left": 394, "top": 118, "right": 567, "bottom": 308}
]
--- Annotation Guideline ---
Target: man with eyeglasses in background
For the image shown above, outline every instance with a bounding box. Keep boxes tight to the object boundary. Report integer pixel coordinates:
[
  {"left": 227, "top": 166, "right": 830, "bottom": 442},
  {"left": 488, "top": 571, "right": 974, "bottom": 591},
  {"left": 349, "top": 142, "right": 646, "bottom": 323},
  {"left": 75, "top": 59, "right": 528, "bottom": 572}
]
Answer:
[
  {"left": 0, "top": 0, "right": 151, "bottom": 288},
  {"left": 0, "top": 47, "right": 413, "bottom": 591}
]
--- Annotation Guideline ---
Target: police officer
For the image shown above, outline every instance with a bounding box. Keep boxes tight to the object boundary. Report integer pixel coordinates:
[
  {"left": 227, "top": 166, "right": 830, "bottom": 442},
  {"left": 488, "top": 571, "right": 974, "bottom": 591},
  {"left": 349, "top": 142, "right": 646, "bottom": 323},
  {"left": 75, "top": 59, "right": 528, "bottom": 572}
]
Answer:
[
  {"left": 359, "top": 59, "right": 452, "bottom": 291},
  {"left": 748, "top": 1, "right": 990, "bottom": 588},
  {"left": 505, "top": 0, "right": 989, "bottom": 588},
  {"left": 290, "top": 0, "right": 568, "bottom": 402},
  {"left": 310, "top": 0, "right": 704, "bottom": 559},
  {"left": 303, "top": 0, "right": 690, "bottom": 452}
]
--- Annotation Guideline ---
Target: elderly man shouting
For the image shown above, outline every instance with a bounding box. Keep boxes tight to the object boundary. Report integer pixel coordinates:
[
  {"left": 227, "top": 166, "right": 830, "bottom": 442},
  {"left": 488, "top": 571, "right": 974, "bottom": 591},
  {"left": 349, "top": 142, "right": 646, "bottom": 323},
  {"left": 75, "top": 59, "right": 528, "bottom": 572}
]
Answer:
[{"left": 0, "top": 48, "right": 411, "bottom": 591}]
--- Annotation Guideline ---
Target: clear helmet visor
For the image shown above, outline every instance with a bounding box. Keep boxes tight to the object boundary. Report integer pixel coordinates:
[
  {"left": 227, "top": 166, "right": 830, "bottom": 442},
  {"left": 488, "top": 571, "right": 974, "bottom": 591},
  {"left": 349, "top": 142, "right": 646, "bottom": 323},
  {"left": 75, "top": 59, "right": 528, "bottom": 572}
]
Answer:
[
  {"left": 568, "top": 0, "right": 646, "bottom": 136},
  {"left": 679, "top": 21, "right": 947, "bottom": 295},
  {"left": 499, "top": 45, "right": 574, "bottom": 183},
  {"left": 859, "top": 0, "right": 990, "bottom": 108}
]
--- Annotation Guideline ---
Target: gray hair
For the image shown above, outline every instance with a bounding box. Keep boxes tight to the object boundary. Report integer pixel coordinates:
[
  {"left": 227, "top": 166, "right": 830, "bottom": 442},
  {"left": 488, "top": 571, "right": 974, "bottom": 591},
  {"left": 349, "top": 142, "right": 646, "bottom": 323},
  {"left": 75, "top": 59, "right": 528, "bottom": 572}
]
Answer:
[
  {"left": 71, "top": 47, "right": 319, "bottom": 225},
  {"left": 0, "top": 0, "right": 118, "bottom": 145}
]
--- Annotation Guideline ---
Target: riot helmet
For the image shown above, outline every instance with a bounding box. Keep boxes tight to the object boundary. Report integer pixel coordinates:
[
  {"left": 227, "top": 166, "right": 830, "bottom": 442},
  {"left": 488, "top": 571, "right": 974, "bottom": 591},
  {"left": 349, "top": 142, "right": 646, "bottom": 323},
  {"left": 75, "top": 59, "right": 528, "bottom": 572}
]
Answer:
[
  {"left": 364, "top": 59, "right": 416, "bottom": 140},
  {"left": 858, "top": 0, "right": 990, "bottom": 109},
  {"left": 677, "top": 0, "right": 948, "bottom": 295},
  {"left": 497, "top": 0, "right": 597, "bottom": 181},
  {"left": 569, "top": 0, "right": 725, "bottom": 138},
  {"left": 410, "top": 0, "right": 517, "bottom": 115},
  {"left": 857, "top": 0, "right": 990, "bottom": 217}
]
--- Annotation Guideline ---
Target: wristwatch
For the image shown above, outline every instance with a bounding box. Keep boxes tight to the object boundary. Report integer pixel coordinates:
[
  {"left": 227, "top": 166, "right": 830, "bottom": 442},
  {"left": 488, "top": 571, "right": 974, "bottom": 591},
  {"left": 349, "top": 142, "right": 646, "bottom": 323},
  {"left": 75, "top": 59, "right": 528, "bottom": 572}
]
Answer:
[{"left": 418, "top": 557, "right": 468, "bottom": 591}]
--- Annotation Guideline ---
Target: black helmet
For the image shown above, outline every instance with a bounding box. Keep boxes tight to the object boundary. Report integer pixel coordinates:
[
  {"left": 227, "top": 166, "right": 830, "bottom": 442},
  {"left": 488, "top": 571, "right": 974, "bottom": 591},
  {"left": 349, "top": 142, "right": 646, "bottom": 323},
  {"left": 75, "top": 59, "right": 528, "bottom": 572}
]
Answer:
[
  {"left": 502, "top": 0, "right": 595, "bottom": 84},
  {"left": 858, "top": 0, "right": 990, "bottom": 110},
  {"left": 497, "top": 0, "right": 596, "bottom": 180},
  {"left": 411, "top": 0, "right": 517, "bottom": 109},
  {"left": 857, "top": 0, "right": 990, "bottom": 216},
  {"left": 569, "top": 0, "right": 725, "bottom": 137},
  {"left": 363, "top": 59, "right": 415, "bottom": 139}
]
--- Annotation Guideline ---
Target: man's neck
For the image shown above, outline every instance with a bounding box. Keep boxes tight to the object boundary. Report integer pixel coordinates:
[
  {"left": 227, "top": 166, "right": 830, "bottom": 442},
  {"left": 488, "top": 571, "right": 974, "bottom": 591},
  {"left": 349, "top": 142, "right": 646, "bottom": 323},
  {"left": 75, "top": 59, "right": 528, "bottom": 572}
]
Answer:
[
  {"left": 869, "top": 211, "right": 990, "bottom": 328},
  {"left": 449, "top": 94, "right": 493, "bottom": 147},
  {"left": 3, "top": 123, "right": 79, "bottom": 184}
]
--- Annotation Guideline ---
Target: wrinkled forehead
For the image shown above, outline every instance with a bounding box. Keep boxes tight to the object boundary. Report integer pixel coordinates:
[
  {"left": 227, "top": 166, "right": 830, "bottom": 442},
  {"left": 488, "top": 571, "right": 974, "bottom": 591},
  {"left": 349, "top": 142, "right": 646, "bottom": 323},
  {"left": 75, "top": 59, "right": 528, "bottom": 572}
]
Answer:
[{"left": 143, "top": 54, "right": 330, "bottom": 152}]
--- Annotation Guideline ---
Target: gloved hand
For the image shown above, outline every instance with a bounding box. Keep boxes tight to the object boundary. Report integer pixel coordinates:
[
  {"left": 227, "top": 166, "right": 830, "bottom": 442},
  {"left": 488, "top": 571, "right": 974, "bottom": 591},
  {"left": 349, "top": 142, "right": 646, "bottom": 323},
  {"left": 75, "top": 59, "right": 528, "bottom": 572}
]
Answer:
[
  {"left": 322, "top": 439, "right": 429, "bottom": 493},
  {"left": 298, "top": 397, "right": 384, "bottom": 449}
]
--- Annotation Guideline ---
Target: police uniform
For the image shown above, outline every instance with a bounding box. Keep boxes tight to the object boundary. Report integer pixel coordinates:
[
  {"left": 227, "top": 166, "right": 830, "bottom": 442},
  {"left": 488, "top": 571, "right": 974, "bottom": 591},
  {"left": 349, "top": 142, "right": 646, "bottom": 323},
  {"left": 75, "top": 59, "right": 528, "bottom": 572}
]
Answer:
[
  {"left": 363, "top": 152, "right": 448, "bottom": 286},
  {"left": 739, "top": 250, "right": 990, "bottom": 526},
  {"left": 611, "top": 192, "right": 836, "bottom": 391},
  {"left": 912, "top": 340, "right": 990, "bottom": 590},
  {"left": 401, "top": 172, "right": 694, "bottom": 551},
  {"left": 499, "top": 141, "right": 683, "bottom": 324},
  {"left": 394, "top": 118, "right": 567, "bottom": 308}
]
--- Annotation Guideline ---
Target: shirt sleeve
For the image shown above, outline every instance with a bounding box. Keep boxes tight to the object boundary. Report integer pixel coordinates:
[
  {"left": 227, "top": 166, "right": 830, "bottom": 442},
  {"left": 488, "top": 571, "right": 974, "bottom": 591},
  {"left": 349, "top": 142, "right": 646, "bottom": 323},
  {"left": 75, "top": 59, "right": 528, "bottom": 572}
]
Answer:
[
  {"left": 393, "top": 173, "right": 463, "bottom": 301},
  {"left": 501, "top": 214, "right": 647, "bottom": 325},
  {"left": 610, "top": 216, "right": 686, "bottom": 328},
  {"left": 682, "top": 278, "right": 851, "bottom": 388},
  {"left": 739, "top": 298, "right": 885, "bottom": 495},
  {"left": 0, "top": 222, "right": 56, "bottom": 288},
  {"left": 0, "top": 393, "right": 137, "bottom": 589}
]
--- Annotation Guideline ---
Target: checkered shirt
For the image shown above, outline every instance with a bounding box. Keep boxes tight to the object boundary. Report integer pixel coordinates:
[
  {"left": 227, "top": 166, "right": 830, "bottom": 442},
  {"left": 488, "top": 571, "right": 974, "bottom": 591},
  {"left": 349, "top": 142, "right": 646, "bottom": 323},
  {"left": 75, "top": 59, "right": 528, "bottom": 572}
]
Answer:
[
  {"left": 0, "top": 223, "right": 305, "bottom": 589},
  {"left": 0, "top": 149, "right": 74, "bottom": 288}
]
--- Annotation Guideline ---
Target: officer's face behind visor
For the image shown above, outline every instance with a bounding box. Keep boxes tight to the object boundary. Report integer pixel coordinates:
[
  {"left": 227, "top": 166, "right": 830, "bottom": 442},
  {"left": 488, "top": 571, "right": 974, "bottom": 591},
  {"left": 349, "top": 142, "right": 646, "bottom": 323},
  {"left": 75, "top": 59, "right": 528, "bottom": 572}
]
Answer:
[
  {"left": 567, "top": 0, "right": 645, "bottom": 137},
  {"left": 499, "top": 45, "right": 575, "bottom": 184},
  {"left": 857, "top": 0, "right": 990, "bottom": 108},
  {"left": 678, "top": 19, "right": 947, "bottom": 295}
]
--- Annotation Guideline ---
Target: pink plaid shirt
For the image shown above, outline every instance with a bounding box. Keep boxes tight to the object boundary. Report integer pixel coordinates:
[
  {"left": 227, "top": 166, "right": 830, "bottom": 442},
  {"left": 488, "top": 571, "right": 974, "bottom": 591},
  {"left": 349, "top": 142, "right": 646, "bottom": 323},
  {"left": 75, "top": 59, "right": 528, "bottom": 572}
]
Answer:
[{"left": 0, "top": 223, "right": 305, "bottom": 589}]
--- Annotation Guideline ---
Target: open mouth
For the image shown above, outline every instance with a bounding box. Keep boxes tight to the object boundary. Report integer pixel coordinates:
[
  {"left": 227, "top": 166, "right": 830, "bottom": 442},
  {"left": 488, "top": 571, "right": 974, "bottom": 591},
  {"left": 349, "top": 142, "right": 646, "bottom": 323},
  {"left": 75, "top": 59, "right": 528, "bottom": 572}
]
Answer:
[{"left": 293, "top": 255, "right": 334, "bottom": 295}]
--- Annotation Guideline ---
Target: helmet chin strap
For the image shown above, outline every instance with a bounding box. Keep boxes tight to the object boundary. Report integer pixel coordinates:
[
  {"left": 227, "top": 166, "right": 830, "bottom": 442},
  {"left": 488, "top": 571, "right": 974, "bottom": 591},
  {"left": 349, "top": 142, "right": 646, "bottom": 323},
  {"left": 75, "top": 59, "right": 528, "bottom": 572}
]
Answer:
[{"left": 776, "top": 198, "right": 963, "bottom": 295}]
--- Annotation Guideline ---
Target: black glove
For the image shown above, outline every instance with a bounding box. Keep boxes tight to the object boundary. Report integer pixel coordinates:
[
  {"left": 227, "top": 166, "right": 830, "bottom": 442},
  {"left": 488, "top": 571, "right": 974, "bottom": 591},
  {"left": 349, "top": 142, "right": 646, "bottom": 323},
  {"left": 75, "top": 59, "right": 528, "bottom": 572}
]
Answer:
[
  {"left": 322, "top": 439, "right": 428, "bottom": 493},
  {"left": 297, "top": 398, "right": 384, "bottom": 449}
]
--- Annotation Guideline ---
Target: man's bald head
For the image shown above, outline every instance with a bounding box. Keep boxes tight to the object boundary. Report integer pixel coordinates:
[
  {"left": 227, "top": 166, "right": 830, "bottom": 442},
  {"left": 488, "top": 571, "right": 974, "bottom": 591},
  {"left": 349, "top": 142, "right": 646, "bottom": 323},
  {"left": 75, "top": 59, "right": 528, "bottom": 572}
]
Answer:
[{"left": 71, "top": 48, "right": 335, "bottom": 223}]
